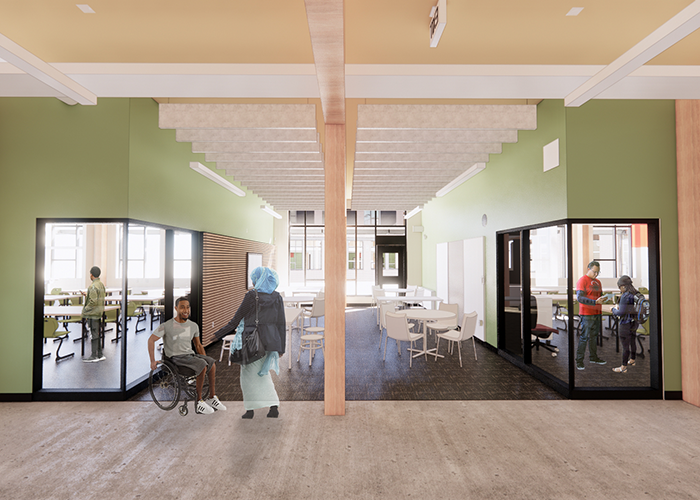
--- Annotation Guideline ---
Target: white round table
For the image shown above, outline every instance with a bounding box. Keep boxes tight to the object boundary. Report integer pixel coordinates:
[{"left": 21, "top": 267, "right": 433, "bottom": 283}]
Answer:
[{"left": 395, "top": 309, "right": 455, "bottom": 359}]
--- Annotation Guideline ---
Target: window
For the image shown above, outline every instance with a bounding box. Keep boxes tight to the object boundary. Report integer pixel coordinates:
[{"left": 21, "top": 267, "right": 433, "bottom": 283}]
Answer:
[
  {"left": 119, "top": 225, "right": 163, "bottom": 279},
  {"left": 173, "top": 232, "right": 191, "bottom": 280},
  {"left": 592, "top": 225, "right": 632, "bottom": 278},
  {"left": 45, "top": 224, "right": 84, "bottom": 280},
  {"left": 347, "top": 241, "right": 362, "bottom": 270},
  {"left": 290, "top": 239, "right": 303, "bottom": 270},
  {"left": 307, "top": 239, "right": 323, "bottom": 270},
  {"left": 288, "top": 210, "right": 403, "bottom": 293}
]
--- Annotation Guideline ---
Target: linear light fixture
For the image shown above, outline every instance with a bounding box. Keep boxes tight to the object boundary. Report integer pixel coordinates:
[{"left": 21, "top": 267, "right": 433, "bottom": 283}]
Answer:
[
  {"left": 189, "top": 162, "right": 245, "bottom": 197},
  {"left": 76, "top": 4, "right": 95, "bottom": 13},
  {"left": 566, "top": 7, "right": 584, "bottom": 16},
  {"left": 261, "top": 205, "right": 282, "bottom": 219},
  {"left": 404, "top": 206, "right": 423, "bottom": 219},
  {"left": 436, "top": 163, "right": 486, "bottom": 197}
]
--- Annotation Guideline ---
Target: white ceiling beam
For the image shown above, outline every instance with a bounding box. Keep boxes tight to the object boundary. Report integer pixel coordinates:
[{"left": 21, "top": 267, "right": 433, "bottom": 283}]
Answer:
[
  {"left": 565, "top": 0, "right": 700, "bottom": 107},
  {"left": 0, "top": 33, "right": 96, "bottom": 105}
]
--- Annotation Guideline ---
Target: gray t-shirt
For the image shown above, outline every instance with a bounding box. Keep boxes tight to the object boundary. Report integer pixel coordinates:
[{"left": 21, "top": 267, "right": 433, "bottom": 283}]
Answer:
[{"left": 154, "top": 318, "right": 199, "bottom": 358}]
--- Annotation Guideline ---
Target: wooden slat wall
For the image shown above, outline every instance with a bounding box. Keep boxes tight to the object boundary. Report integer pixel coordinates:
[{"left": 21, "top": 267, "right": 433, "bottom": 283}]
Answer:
[
  {"left": 201, "top": 233, "right": 275, "bottom": 346},
  {"left": 676, "top": 100, "right": 700, "bottom": 407}
]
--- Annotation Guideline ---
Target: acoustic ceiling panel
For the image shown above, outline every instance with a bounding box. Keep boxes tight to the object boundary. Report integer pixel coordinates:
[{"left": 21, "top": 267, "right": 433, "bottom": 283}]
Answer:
[{"left": 351, "top": 104, "right": 538, "bottom": 211}]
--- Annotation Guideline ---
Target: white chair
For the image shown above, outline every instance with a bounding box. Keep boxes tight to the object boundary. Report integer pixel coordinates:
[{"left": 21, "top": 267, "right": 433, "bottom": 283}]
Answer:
[
  {"left": 408, "top": 287, "right": 431, "bottom": 309},
  {"left": 299, "top": 298, "right": 325, "bottom": 366},
  {"left": 435, "top": 312, "right": 478, "bottom": 367},
  {"left": 426, "top": 302, "right": 460, "bottom": 336},
  {"left": 302, "top": 297, "right": 324, "bottom": 329},
  {"left": 384, "top": 312, "right": 423, "bottom": 367},
  {"left": 374, "top": 288, "right": 386, "bottom": 325},
  {"left": 378, "top": 300, "right": 397, "bottom": 350},
  {"left": 219, "top": 334, "right": 236, "bottom": 366}
]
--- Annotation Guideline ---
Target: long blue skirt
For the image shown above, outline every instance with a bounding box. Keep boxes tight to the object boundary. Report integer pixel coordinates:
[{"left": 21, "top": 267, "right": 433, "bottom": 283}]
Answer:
[{"left": 240, "top": 357, "right": 279, "bottom": 410}]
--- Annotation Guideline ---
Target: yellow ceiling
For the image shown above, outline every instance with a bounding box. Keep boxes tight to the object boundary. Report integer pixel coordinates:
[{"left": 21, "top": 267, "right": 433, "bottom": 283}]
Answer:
[{"left": 0, "top": 0, "right": 698, "bottom": 65}]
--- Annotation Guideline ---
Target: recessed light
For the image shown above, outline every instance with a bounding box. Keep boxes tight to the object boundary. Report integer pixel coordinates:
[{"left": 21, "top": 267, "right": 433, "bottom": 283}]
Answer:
[
  {"left": 77, "top": 4, "right": 95, "bottom": 14},
  {"left": 566, "top": 7, "right": 584, "bottom": 16}
]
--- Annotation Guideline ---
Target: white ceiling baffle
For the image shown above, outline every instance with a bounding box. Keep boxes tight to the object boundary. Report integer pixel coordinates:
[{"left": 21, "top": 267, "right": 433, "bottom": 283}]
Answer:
[
  {"left": 159, "top": 103, "right": 324, "bottom": 211},
  {"left": 351, "top": 104, "right": 538, "bottom": 211}
]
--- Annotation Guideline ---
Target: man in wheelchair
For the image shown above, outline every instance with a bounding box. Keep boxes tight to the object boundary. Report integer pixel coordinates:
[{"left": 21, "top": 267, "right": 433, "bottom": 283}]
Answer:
[{"left": 148, "top": 296, "right": 227, "bottom": 415}]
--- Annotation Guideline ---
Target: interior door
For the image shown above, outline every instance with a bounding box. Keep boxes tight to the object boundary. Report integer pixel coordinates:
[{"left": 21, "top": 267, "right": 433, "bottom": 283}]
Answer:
[{"left": 375, "top": 245, "right": 405, "bottom": 289}]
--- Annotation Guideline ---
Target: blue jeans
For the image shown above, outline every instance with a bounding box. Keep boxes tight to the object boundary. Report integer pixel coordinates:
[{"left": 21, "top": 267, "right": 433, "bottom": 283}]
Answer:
[{"left": 576, "top": 315, "right": 600, "bottom": 364}]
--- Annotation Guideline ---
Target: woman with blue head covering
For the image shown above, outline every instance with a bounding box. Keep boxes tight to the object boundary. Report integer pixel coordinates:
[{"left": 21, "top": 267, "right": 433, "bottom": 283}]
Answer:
[{"left": 214, "top": 266, "right": 286, "bottom": 419}]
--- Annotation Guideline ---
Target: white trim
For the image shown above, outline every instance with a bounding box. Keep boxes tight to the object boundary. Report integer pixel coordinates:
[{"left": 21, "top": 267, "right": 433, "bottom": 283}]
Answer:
[
  {"left": 565, "top": 0, "right": 700, "bottom": 107},
  {"left": 0, "top": 34, "right": 96, "bottom": 105}
]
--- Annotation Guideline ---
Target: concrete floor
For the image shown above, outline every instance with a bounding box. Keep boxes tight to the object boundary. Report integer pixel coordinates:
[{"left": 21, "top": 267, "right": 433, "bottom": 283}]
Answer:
[{"left": 1, "top": 400, "right": 699, "bottom": 499}]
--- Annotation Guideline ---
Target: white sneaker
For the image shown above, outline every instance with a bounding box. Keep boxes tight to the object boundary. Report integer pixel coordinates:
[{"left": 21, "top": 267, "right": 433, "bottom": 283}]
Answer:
[
  {"left": 83, "top": 355, "right": 106, "bottom": 363},
  {"left": 196, "top": 400, "right": 214, "bottom": 415},
  {"left": 206, "top": 395, "right": 227, "bottom": 411}
]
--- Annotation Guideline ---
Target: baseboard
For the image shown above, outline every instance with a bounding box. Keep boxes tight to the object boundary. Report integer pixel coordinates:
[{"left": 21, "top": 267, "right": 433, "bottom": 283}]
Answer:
[
  {"left": 0, "top": 393, "right": 32, "bottom": 402},
  {"left": 664, "top": 391, "right": 683, "bottom": 400},
  {"left": 476, "top": 337, "right": 497, "bottom": 353}
]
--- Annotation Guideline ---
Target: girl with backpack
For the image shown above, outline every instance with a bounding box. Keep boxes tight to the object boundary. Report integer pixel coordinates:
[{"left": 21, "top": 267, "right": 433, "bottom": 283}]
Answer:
[{"left": 611, "top": 275, "right": 640, "bottom": 373}]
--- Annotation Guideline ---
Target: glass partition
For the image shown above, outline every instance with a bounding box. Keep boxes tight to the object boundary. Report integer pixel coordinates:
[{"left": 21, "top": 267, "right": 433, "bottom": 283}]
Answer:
[
  {"left": 38, "top": 220, "right": 200, "bottom": 399},
  {"left": 173, "top": 231, "right": 192, "bottom": 303},
  {"left": 529, "top": 225, "right": 568, "bottom": 383},
  {"left": 42, "top": 222, "right": 124, "bottom": 390},
  {"left": 500, "top": 231, "right": 523, "bottom": 359},
  {"left": 498, "top": 220, "right": 660, "bottom": 398},
  {"left": 572, "top": 223, "right": 653, "bottom": 389},
  {"left": 125, "top": 224, "right": 165, "bottom": 387}
]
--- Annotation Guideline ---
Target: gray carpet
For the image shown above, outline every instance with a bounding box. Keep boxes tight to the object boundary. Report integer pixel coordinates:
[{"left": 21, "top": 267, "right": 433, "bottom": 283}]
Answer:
[{"left": 2, "top": 400, "right": 699, "bottom": 499}]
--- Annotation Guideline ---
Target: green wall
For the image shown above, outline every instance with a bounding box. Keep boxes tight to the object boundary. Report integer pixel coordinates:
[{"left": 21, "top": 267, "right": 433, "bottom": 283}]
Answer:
[
  {"left": 421, "top": 99, "right": 681, "bottom": 391},
  {"left": 0, "top": 98, "right": 273, "bottom": 394},
  {"left": 422, "top": 99, "right": 569, "bottom": 346},
  {"left": 127, "top": 99, "right": 273, "bottom": 240},
  {"left": 565, "top": 100, "right": 680, "bottom": 391}
]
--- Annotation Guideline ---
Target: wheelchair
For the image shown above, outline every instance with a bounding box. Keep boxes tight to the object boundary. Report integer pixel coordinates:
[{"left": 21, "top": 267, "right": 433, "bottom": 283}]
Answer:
[{"left": 148, "top": 357, "right": 210, "bottom": 416}]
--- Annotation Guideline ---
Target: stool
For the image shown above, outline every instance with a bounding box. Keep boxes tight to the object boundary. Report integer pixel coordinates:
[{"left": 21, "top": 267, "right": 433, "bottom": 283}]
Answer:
[
  {"left": 219, "top": 334, "right": 237, "bottom": 366},
  {"left": 298, "top": 326, "right": 324, "bottom": 366}
]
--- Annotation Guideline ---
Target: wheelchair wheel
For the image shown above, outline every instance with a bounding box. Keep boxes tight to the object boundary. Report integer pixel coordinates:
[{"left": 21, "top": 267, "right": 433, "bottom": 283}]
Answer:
[
  {"left": 149, "top": 362, "right": 180, "bottom": 411},
  {"left": 183, "top": 372, "right": 210, "bottom": 401}
]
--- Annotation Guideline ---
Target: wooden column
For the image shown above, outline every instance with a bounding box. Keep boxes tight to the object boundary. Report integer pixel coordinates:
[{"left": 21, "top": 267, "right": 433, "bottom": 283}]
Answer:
[
  {"left": 676, "top": 100, "right": 700, "bottom": 407},
  {"left": 324, "top": 123, "right": 346, "bottom": 415}
]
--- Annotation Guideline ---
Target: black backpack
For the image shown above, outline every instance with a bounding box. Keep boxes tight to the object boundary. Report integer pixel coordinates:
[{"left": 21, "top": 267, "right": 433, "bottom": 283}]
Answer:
[{"left": 634, "top": 292, "right": 650, "bottom": 324}]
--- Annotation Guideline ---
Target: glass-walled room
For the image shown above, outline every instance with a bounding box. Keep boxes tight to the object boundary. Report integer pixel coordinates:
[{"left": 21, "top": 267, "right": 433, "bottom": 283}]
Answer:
[
  {"left": 41, "top": 222, "right": 125, "bottom": 390},
  {"left": 35, "top": 219, "right": 196, "bottom": 399},
  {"left": 497, "top": 219, "right": 661, "bottom": 399}
]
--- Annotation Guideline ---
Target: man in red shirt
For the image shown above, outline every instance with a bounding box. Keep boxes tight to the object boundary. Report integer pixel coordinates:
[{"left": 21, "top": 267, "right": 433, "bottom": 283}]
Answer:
[{"left": 575, "top": 261, "right": 607, "bottom": 370}]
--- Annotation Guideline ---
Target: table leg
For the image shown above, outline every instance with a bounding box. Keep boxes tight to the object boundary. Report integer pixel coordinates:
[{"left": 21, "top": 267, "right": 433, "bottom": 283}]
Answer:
[
  {"left": 288, "top": 322, "right": 292, "bottom": 370},
  {"left": 81, "top": 318, "right": 86, "bottom": 356}
]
